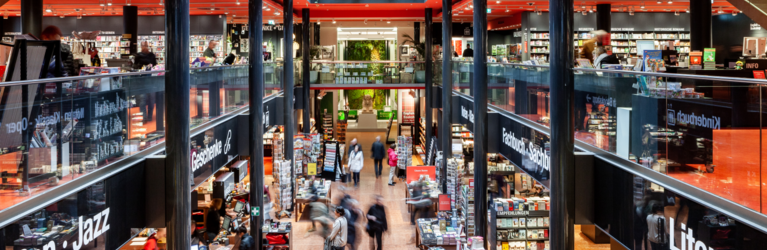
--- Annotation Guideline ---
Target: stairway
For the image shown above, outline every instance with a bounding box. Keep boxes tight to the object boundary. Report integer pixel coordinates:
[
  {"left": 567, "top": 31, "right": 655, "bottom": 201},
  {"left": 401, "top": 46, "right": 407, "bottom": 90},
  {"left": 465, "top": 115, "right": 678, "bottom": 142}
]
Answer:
[{"left": 727, "top": 0, "right": 767, "bottom": 29}]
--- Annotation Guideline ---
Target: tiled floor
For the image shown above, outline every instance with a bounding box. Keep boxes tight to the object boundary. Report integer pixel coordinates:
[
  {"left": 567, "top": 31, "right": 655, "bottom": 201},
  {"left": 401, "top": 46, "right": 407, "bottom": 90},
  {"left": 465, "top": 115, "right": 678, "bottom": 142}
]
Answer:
[{"left": 269, "top": 131, "right": 610, "bottom": 250}]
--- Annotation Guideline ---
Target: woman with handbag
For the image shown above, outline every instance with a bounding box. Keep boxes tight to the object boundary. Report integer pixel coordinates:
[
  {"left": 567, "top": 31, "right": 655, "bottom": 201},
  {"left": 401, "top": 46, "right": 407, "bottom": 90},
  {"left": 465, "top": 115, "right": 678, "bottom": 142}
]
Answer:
[
  {"left": 348, "top": 145, "right": 364, "bottom": 187},
  {"left": 326, "top": 207, "right": 348, "bottom": 250}
]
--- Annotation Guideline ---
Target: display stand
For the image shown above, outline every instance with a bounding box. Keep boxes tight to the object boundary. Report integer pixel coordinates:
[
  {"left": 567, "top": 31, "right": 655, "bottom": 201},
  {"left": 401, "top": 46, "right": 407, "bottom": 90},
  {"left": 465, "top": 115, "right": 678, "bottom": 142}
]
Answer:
[
  {"left": 320, "top": 141, "right": 341, "bottom": 181},
  {"left": 262, "top": 221, "right": 292, "bottom": 249}
]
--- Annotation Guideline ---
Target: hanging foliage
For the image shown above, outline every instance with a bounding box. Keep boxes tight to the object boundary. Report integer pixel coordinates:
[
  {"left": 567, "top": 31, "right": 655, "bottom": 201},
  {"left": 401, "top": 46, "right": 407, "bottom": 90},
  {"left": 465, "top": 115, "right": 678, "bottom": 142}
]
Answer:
[{"left": 347, "top": 89, "right": 388, "bottom": 110}]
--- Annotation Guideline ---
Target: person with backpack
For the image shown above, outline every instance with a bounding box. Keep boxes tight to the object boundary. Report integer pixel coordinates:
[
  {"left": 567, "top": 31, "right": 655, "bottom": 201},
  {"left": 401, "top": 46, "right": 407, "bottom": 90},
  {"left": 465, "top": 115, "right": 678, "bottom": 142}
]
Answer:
[
  {"left": 387, "top": 144, "right": 398, "bottom": 186},
  {"left": 646, "top": 204, "right": 667, "bottom": 250}
]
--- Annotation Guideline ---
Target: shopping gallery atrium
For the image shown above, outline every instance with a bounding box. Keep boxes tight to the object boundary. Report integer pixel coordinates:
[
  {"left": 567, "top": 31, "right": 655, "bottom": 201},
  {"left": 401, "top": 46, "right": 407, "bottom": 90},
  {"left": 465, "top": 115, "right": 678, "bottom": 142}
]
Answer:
[{"left": 0, "top": 0, "right": 767, "bottom": 249}]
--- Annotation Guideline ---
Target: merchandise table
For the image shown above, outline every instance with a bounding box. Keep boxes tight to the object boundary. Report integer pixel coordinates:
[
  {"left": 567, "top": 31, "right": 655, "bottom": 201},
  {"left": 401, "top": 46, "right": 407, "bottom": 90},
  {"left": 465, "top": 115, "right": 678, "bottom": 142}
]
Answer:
[{"left": 414, "top": 218, "right": 458, "bottom": 250}]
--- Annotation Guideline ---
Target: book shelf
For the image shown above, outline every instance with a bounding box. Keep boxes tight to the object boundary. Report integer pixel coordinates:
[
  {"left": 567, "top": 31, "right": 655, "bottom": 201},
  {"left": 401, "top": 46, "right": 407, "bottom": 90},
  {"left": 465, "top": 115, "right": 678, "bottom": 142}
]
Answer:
[
  {"left": 138, "top": 35, "right": 166, "bottom": 64},
  {"left": 62, "top": 35, "right": 128, "bottom": 65},
  {"left": 322, "top": 113, "right": 334, "bottom": 140},
  {"left": 336, "top": 120, "right": 347, "bottom": 144},
  {"left": 528, "top": 31, "right": 550, "bottom": 61},
  {"left": 609, "top": 31, "right": 691, "bottom": 55}
]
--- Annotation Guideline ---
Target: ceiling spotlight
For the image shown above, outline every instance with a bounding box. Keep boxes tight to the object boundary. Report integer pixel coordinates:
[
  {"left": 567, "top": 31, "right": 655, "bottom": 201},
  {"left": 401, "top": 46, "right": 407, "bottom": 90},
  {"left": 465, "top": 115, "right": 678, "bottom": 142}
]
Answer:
[
  {"left": 275, "top": 11, "right": 280, "bottom": 15},
  {"left": 685, "top": 8, "right": 689, "bottom": 13},
  {"left": 107, "top": 0, "right": 112, "bottom": 6},
  {"left": 263, "top": 5, "right": 266, "bottom": 9},
  {"left": 236, "top": 0, "right": 241, "bottom": 5},
  {"left": 100, "top": 0, "right": 105, "bottom": 7},
  {"left": 505, "top": 8, "right": 509, "bottom": 12},
  {"left": 211, "top": 4, "right": 215, "bottom": 10},
  {"left": 60, "top": 15, "right": 64, "bottom": 18},
  {"left": 589, "top": 7, "right": 593, "bottom": 13},
  {"left": 582, "top": 10, "right": 587, "bottom": 15},
  {"left": 667, "top": 0, "right": 672, "bottom": 3},
  {"left": 46, "top": 5, "right": 52, "bottom": 12},
  {"left": 159, "top": 0, "right": 163, "bottom": 6},
  {"left": 387, "top": 20, "right": 391, "bottom": 23},
  {"left": 332, "top": 19, "right": 336, "bottom": 24},
  {"left": 717, "top": 7, "right": 723, "bottom": 14},
  {"left": 266, "top": 7, "right": 271, "bottom": 11},
  {"left": 496, "top": 0, "right": 500, "bottom": 3},
  {"left": 126, "top": 0, "right": 131, "bottom": 6},
  {"left": 318, "top": 20, "right": 321, "bottom": 24},
  {"left": 732, "top": 10, "right": 738, "bottom": 16},
  {"left": 675, "top": 11, "right": 679, "bottom": 15},
  {"left": 640, "top": 1, "right": 645, "bottom": 9},
  {"left": 656, "top": 0, "right": 661, "bottom": 4},
  {"left": 470, "top": 5, "right": 474, "bottom": 8}
]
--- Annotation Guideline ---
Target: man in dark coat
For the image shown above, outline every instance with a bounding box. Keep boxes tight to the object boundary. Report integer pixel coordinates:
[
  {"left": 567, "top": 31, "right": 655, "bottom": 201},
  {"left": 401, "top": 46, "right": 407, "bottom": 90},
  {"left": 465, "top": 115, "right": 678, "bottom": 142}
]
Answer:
[
  {"left": 371, "top": 136, "right": 386, "bottom": 178},
  {"left": 134, "top": 41, "right": 158, "bottom": 70},
  {"left": 366, "top": 195, "right": 388, "bottom": 250}
]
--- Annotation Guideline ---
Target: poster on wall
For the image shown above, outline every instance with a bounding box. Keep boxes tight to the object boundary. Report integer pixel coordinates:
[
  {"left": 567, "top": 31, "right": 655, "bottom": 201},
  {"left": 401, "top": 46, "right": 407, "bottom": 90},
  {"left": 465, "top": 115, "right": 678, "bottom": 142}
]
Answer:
[{"left": 406, "top": 165, "right": 436, "bottom": 184}]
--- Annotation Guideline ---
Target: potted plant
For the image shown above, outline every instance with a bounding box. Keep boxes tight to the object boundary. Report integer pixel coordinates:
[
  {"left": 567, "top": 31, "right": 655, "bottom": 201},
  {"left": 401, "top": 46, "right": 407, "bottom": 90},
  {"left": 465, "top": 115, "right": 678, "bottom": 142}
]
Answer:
[{"left": 401, "top": 34, "right": 426, "bottom": 83}]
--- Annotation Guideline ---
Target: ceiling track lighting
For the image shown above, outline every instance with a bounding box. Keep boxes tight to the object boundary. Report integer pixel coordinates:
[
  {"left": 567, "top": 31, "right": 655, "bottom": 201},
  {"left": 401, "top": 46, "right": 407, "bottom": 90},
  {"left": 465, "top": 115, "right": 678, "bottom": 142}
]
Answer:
[
  {"left": 45, "top": 5, "right": 52, "bottom": 13},
  {"left": 640, "top": 1, "right": 645, "bottom": 9},
  {"left": 126, "top": 0, "right": 131, "bottom": 6},
  {"left": 667, "top": 0, "right": 672, "bottom": 4},
  {"left": 100, "top": 0, "right": 105, "bottom": 7},
  {"left": 107, "top": 0, "right": 112, "bottom": 6},
  {"left": 685, "top": 8, "right": 690, "bottom": 13}
]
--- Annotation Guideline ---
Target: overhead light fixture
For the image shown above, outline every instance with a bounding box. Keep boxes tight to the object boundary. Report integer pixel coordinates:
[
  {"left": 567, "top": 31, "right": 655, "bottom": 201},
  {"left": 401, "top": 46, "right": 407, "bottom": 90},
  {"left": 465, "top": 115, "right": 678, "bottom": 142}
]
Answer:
[
  {"left": 263, "top": 5, "right": 266, "bottom": 9},
  {"left": 332, "top": 19, "right": 336, "bottom": 24},
  {"left": 582, "top": 10, "right": 587, "bottom": 15},
  {"left": 107, "top": 0, "right": 112, "bottom": 6},
  {"left": 470, "top": 5, "right": 474, "bottom": 8},
  {"left": 159, "top": 0, "right": 163, "bottom": 6},
  {"left": 100, "top": 0, "right": 105, "bottom": 7},
  {"left": 126, "top": 0, "right": 131, "bottom": 6},
  {"left": 589, "top": 6, "right": 593, "bottom": 13},
  {"left": 656, "top": 0, "right": 661, "bottom": 4},
  {"left": 318, "top": 20, "right": 321, "bottom": 24},
  {"left": 60, "top": 15, "right": 64, "bottom": 18},
  {"left": 685, "top": 8, "right": 689, "bottom": 13},
  {"left": 236, "top": 0, "right": 241, "bottom": 5},
  {"left": 505, "top": 7, "right": 509, "bottom": 12},
  {"left": 717, "top": 7, "right": 723, "bottom": 14},
  {"left": 629, "top": 6, "right": 635, "bottom": 15},
  {"left": 732, "top": 10, "right": 738, "bottom": 16},
  {"left": 675, "top": 11, "right": 679, "bottom": 15},
  {"left": 668, "top": 0, "right": 672, "bottom": 3},
  {"left": 211, "top": 4, "right": 215, "bottom": 10},
  {"left": 387, "top": 20, "right": 391, "bottom": 23},
  {"left": 640, "top": 1, "right": 645, "bottom": 9},
  {"left": 496, "top": 0, "right": 500, "bottom": 3},
  {"left": 275, "top": 11, "right": 280, "bottom": 15},
  {"left": 46, "top": 5, "right": 52, "bottom": 12}
]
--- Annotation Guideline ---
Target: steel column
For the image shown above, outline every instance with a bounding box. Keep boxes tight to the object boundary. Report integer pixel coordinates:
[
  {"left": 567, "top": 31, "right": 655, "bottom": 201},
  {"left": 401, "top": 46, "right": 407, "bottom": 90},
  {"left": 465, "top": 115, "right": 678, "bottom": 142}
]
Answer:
[
  {"left": 123, "top": 6, "right": 139, "bottom": 61},
  {"left": 690, "top": 0, "right": 711, "bottom": 51},
  {"left": 596, "top": 4, "right": 610, "bottom": 32},
  {"left": 472, "top": 0, "right": 488, "bottom": 241},
  {"left": 302, "top": 9, "right": 311, "bottom": 133},
  {"left": 549, "top": 0, "right": 576, "bottom": 249},
  {"left": 249, "top": 0, "right": 266, "bottom": 248},
  {"left": 163, "top": 0, "right": 191, "bottom": 248},
  {"left": 414, "top": 22, "right": 420, "bottom": 44},
  {"left": 21, "top": 0, "right": 42, "bottom": 37},
  {"left": 283, "top": 0, "right": 295, "bottom": 172},
  {"left": 425, "top": 9, "right": 433, "bottom": 165},
  {"left": 440, "top": 1, "right": 452, "bottom": 195}
]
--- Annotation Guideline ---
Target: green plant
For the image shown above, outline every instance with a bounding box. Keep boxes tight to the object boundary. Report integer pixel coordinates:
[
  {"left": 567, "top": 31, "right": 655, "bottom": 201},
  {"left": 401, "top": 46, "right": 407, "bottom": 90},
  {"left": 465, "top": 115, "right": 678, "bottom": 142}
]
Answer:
[{"left": 401, "top": 34, "right": 425, "bottom": 59}]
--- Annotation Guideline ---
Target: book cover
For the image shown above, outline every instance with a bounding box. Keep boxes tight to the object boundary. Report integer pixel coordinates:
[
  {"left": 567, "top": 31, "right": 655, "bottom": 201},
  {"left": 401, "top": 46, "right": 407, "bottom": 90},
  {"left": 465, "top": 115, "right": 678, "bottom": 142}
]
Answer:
[
  {"left": 642, "top": 50, "right": 665, "bottom": 72},
  {"left": 703, "top": 48, "right": 716, "bottom": 62},
  {"left": 576, "top": 59, "right": 594, "bottom": 69}
]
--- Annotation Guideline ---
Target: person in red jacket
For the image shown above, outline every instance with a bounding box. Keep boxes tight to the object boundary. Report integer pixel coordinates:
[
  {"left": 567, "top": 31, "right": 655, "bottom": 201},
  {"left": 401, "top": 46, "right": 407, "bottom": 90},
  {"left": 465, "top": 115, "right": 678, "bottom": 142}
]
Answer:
[{"left": 387, "top": 144, "right": 398, "bottom": 186}]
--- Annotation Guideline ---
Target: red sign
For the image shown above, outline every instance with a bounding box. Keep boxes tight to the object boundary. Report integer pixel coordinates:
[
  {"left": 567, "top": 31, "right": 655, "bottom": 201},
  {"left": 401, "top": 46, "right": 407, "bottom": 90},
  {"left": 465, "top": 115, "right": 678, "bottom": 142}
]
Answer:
[
  {"left": 406, "top": 165, "right": 436, "bottom": 184},
  {"left": 524, "top": 41, "right": 528, "bottom": 53},
  {"left": 438, "top": 194, "right": 451, "bottom": 211},
  {"left": 754, "top": 70, "right": 766, "bottom": 79}
]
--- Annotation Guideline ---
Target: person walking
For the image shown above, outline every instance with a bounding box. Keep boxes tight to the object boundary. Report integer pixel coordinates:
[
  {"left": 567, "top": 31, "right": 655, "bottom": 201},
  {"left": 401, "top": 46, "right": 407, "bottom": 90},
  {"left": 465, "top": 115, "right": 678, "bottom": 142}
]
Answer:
[
  {"left": 366, "top": 195, "right": 388, "bottom": 250},
  {"left": 344, "top": 199, "right": 362, "bottom": 250},
  {"left": 387, "top": 144, "right": 398, "bottom": 186},
  {"left": 646, "top": 204, "right": 667, "bottom": 250},
  {"left": 308, "top": 195, "right": 332, "bottom": 238},
  {"left": 348, "top": 144, "right": 364, "bottom": 187},
  {"left": 326, "top": 207, "right": 348, "bottom": 250},
  {"left": 371, "top": 136, "right": 386, "bottom": 178}
]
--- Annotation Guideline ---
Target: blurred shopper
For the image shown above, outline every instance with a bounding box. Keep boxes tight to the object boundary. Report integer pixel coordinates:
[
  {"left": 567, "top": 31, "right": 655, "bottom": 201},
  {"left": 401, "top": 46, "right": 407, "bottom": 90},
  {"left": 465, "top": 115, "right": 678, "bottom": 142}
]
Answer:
[
  {"left": 407, "top": 179, "right": 433, "bottom": 225},
  {"left": 579, "top": 30, "right": 607, "bottom": 63},
  {"left": 134, "top": 41, "right": 158, "bottom": 70},
  {"left": 326, "top": 207, "right": 348, "bottom": 250},
  {"left": 371, "top": 136, "right": 386, "bottom": 178},
  {"left": 348, "top": 144, "right": 364, "bottom": 187},
  {"left": 387, "top": 144, "right": 398, "bottom": 186},
  {"left": 593, "top": 46, "right": 619, "bottom": 69},
  {"left": 344, "top": 199, "right": 362, "bottom": 250},
  {"left": 40, "top": 25, "right": 76, "bottom": 77},
  {"left": 308, "top": 195, "right": 333, "bottom": 238},
  {"left": 366, "top": 195, "right": 388, "bottom": 250},
  {"left": 191, "top": 220, "right": 206, "bottom": 248}
]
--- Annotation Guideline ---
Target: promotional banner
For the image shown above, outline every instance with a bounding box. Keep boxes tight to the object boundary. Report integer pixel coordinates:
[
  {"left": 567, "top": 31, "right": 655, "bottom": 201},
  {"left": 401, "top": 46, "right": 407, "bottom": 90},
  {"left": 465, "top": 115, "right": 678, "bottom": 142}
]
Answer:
[
  {"left": 496, "top": 113, "right": 551, "bottom": 188},
  {"left": 406, "top": 165, "right": 436, "bottom": 184},
  {"left": 191, "top": 117, "right": 240, "bottom": 187},
  {"left": 438, "top": 194, "right": 451, "bottom": 211}
]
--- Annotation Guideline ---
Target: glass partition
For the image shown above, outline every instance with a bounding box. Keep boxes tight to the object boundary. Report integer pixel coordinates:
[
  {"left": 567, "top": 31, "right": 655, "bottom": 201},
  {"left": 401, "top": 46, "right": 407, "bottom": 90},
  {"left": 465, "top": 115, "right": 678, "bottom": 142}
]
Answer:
[
  {"left": 308, "top": 61, "right": 427, "bottom": 84},
  {"left": 0, "top": 64, "right": 276, "bottom": 214},
  {"left": 484, "top": 66, "right": 767, "bottom": 215}
]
